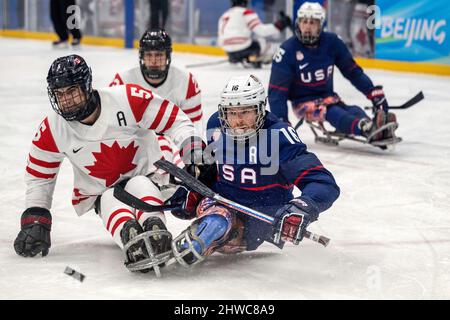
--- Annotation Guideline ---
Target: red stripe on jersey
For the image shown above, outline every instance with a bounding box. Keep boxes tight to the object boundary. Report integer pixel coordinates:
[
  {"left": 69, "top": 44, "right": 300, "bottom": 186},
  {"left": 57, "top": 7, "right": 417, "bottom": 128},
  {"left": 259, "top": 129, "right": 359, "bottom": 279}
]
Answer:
[
  {"left": 160, "top": 106, "right": 179, "bottom": 134},
  {"left": 223, "top": 38, "right": 249, "bottom": 45},
  {"left": 72, "top": 197, "right": 89, "bottom": 205},
  {"left": 186, "top": 73, "right": 201, "bottom": 100},
  {"left": 269, "top": 83, "right": 289, "bottom": 91},
  {"left": 190, "top": 113, "right": 203, "bottom": 123},
  {"left": 28, "top": 155, "right": 61, "bottom": 168},
  {"left": 111, "top": 216, "right": 133, "bottom": 236},
  {"left": 106, "top": 208, "right": 134, "bottom": 231},
  {"left": 247, "top": 18, "right": 260, "bottom": 26},
  {"left": 241, "top": 183, "right": 293, "bottom": 191},
  {"left": 183, "top": 104, "right": 202, "bottom": 114},
  {"left": 294, "top": 166, "right": 324, "bottom": 186},
  {"left": 249, "top": 22, "right": 261, "bottom": 30},
  {"left": 160, "top": 145, "right": 173, "bottom": 153},
  {"left": 109, "top": 73, "right": 124, "bottom": 87},
  {"left": 126, "top": 84, "right": 153, "bottom": 122},
  {"left": 32, "top": 118, "right": 60, "bottom": 153},
  {"left": 149, "top": 100, "right": 169, "bottom": 130},
  {"left": 72, "top": 188, "right": 90, "bottom": 205},
  {"left": 26, "top": 166, "right": 56, "bottom": 179},
  {"left": 243, "top": 9, "right": 255, "bottom": 15},
  {"left": 175, "top": 158, "right": 183, "bottom": 166}
]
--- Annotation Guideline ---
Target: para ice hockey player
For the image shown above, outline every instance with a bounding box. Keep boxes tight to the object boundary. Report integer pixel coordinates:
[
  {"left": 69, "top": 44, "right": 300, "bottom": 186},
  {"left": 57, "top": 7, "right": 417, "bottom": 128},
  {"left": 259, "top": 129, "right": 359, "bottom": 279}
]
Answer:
[
  {"left": 13, "top": 54, "right": 208, "bottom": 274},
  {"left": 218, "top": 0, "right": 292, "bottom": 68},
  {"left": 110, "top": 28, "right": 203, "bottom": 171},
  {"left": 268, "top": 2, "right": 400, "bottom": 148},
  {"left": 166, "top": 74, "right": 340, "bottom": 267}
]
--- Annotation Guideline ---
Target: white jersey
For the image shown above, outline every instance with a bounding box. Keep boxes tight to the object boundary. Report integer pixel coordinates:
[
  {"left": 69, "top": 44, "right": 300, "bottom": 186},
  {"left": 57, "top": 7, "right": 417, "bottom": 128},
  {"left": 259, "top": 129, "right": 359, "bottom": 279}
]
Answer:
[
  {"left": 25, "top": 84, "right": 197, "bottom": 216},
  {"left": 109, "top": 64, "right": 203, "bottom": 135},
  {"left": 218, "top": 6, "right": 280, "bottom": 52}
]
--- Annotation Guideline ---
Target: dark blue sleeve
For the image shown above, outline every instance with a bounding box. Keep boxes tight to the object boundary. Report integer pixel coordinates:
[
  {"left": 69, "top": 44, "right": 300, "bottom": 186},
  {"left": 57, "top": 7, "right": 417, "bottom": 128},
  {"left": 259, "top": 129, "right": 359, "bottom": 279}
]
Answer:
[
  {"left": 206, "top": 111, "right": 221, "bottom": 144},
  {"left": 333, "top": 34, "right": 374, "bottom": 96},
  {"left": 268, "top": 44, "right": 294, "bottom": 123},
  {"left": 277, "top": 125, "right": 340, "bottom": 217}
]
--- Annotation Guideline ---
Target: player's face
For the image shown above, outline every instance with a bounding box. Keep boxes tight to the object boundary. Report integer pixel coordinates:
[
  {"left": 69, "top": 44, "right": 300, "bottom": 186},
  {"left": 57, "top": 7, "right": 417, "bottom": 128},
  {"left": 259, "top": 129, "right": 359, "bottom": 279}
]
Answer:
[
  {"left": 298, "top": 18, "right": 321, "bottom": 37},
  {"left": 143, "top": 50, "right": 167, "bottom": 70},
  {"left": 54, "top": 85, "right": 86, "bottom": 113},
  {"left": 226, "top": 106, "right": 258, "bottom": 135}
]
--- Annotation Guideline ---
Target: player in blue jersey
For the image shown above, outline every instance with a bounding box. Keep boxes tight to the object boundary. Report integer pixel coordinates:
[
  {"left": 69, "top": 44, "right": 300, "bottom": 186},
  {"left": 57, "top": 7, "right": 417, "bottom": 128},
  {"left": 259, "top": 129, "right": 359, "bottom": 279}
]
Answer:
[
  {"left": 268, "top": 2, "right": 400, "bottom": 147},
  {"left": 166, "top": 74, "right": 340, "bottom": 267}
]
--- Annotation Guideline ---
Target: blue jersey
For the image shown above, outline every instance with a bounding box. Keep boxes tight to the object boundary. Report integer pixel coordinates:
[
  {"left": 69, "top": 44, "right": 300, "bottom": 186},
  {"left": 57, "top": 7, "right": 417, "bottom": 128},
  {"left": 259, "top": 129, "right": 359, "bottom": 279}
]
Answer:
[
  {"left": 206, "top": 111, "right": 340, "bottom": 250},
  {"left": 268, "top": 32, "right": 375, "bottom": 122}
]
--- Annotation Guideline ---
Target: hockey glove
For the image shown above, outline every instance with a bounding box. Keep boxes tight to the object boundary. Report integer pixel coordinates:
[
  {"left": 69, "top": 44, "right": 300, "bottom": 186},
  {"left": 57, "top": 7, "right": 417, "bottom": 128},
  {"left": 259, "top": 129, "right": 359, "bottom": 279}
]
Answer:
[
  {"left": 273, "top": 199, "right": 316, "bottom": 245},
  {"left": 14, "top": 207, "right": 52, "bottom": 257},
  {"left": 180, "top": 136, "right": 217, "bottom": 186},
  {"left": 274, "top": 11, "right": 292, "bottom": 32},
  {"left": 168, "top": 185, "right": 203, "bottom": 220},
  {"left": 367, "top": 85, "right": 389, "bottom": 113}
]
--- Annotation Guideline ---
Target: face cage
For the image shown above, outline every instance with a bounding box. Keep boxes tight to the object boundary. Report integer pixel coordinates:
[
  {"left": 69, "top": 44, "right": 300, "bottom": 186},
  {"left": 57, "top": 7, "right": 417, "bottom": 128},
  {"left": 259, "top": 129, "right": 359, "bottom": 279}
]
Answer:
[
  {"left": 48, "top": 85, "right": 93, "bottom": 121},
  {"left": 123, "top": 230, "right": 173, "bottom": 277},
  {"left": 139, "top": 49, "right": 171, "bottom": 80},
  {"left": 218, "top": 103, "right": 266, "bottom": 141},
  {"left": 295, "top": 18, "right": 322, "bottom": 46}
]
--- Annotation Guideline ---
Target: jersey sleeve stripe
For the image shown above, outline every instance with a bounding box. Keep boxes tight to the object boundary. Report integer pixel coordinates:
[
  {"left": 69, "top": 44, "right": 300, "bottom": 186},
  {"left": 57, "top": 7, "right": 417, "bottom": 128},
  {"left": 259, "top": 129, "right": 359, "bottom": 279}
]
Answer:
[
  {"left": 160, "top": 145, "right": 173, "bottom": 153},
  {"left": 190, "top": 113, "right": 203, "bottom": 123},
  {"left": 269, "top": 83, "right": 289, "bottom": 91},
  {"left": 72, "top": 197, "right": 90, "bottom": 205},
  {"left": 293, "top": 165, "right": 324, "bottom": 186},
  {"left": 28, "top": 154, "right": 61, "bottom": 168},
  {"left": 240, "top": 183, "right": 293, "bottom": 191},
  {"left": 183, "top": 104, "right": 202, "bottom": 114},
  {"left": 26, "top": 166, "right": 57, "bottom": 179},
  {"left": 148, "top": 100, "right": 170, "bottom": 130},
  {"left": 159, "top": 105, "right": 179, "bottom": 134}
]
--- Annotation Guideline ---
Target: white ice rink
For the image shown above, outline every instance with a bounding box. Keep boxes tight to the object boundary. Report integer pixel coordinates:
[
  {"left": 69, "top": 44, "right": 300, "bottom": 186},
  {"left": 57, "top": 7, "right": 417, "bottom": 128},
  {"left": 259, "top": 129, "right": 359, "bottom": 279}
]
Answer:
[{"left": 1, "top": 38, "right": 450, "bottom": 300}]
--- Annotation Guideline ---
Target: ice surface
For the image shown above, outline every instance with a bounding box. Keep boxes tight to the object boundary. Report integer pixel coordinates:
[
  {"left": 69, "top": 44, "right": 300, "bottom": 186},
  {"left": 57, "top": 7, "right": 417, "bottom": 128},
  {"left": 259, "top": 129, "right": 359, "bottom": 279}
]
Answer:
[{"left": 1, "top": 38, "right": 450, "bottom": 299}]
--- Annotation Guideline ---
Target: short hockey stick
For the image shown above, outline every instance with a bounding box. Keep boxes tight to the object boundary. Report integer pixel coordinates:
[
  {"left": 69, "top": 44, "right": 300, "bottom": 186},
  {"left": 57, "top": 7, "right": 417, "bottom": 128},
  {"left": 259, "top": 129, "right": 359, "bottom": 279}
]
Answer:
[
  {"left": 364, "top": 91, "right": 424, "bottom": 110},
  {"left": 293, "top": 91, "right": 424, "bottom": 131},
  {"left": 113, "top": 184, "right": 178, "bottom": 212},
  {"left": 154, "top": 159, "right": 330, "bottom": 247}
]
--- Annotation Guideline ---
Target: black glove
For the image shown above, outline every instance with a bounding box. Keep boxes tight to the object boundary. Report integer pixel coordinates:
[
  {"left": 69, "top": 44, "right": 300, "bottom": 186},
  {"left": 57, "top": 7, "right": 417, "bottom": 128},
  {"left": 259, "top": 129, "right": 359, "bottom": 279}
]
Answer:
[
  {"left": 367, "top": 85, "right": 389, "bottom": 113},
  {"left": 14, "top": 207, "right": 52, "bottom": 257},
  {"left": 180, "top": 136, "right": 217, "bottom": 186},
  {"left": 167, "top": 186, "right": 203, "bottom": 220},
  {"left": 272, "top": 198, "right": 317, "bottom": 245},
  {"left": 274, "top": 11, "right": 292, "bottom": 32}
]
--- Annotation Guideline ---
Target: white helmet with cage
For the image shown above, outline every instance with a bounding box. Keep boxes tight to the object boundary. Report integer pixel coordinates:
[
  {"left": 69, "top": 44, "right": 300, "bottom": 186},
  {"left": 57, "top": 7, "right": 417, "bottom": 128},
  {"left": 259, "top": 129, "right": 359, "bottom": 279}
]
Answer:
[
  {"left": 218, "top": 74, "right": 266, "bottom": 140},
  {"left": 295, "top": 2, "right": 326, "bottom": 45}
]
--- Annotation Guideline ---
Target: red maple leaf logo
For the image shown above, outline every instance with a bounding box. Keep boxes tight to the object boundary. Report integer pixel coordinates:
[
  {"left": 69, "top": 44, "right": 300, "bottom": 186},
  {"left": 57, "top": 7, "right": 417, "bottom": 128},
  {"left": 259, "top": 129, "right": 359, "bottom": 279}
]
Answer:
[{"left": 86, "top": 141, "right": 138, "bottom": 187}]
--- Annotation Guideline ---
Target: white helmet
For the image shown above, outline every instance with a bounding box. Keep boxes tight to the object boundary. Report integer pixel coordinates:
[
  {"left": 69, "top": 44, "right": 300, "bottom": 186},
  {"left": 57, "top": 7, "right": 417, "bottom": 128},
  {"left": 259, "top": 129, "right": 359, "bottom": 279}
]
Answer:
[
  {"left": 296, "top": 2, "right": 326, "bottom": 45},
  {"left": 218, "top": 74, "right": 266, "bottom": 140}
]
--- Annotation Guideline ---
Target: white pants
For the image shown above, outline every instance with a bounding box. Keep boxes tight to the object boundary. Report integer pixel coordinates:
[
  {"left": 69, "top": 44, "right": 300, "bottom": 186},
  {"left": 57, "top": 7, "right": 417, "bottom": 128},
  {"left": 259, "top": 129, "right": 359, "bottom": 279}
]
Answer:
[{"left": 98, "top": 176, "right": 165, "bottom": 249}]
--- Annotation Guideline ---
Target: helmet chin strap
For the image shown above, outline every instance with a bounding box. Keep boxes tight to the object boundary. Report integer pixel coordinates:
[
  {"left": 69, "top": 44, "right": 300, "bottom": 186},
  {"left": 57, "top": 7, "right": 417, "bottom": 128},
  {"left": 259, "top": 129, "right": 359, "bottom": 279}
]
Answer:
[{"left": 77, "top": 90, "right": 100, "bottom": 122}]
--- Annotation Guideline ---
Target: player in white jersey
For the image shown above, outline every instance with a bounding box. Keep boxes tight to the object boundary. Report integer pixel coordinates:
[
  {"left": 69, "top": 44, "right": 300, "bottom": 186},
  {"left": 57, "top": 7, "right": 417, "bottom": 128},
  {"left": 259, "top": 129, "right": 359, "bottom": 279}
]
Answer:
[
  {"left": 110, "top": 29, "right": 203, "bottom": 172},
  {"left": 218, "top": 0, "right": 291, "bottom": 68},
  {"left": 13, "top": 54, "right": 210, "bottom": 274}
]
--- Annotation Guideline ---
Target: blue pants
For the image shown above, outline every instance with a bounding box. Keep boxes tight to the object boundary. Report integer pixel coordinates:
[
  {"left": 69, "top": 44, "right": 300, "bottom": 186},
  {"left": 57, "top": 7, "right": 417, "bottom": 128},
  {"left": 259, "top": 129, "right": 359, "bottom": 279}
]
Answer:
[{"left": 325, "top": 104, "right": 369, "bottom": 135}]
